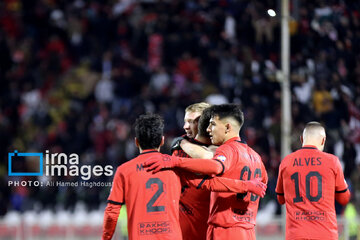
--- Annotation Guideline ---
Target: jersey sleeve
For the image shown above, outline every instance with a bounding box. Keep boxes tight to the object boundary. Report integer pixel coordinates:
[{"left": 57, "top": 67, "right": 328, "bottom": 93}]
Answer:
[
  {"left": 102, "top": 167, "right": 125, "bottom": 240},
  {"left": 102, "top": 203, "right": 122, "bottom": 240},
  {"left": 175, "top": 157, "right": 224, "bottom": 176},
  {"left": 333, "top": 157, "right": 348, "bottom": 192},
  {"left": 251, "top": 151, "right": 268, "bottom": 184},
  {"left": 179, "top": 170, "right": 249, "bottom": 193},
  {"left": 107, "top": 167, "right": 125, "bottom": 205},
  {"left": 275, "top": 162, "right": 284, "bottom": 195},
  {"left": 261, "top": 161, "right": 269, "bottom": 184},
  {"left": 275, "top": 162, "right": 285, "bottom": 204},
  {"left": 212, "top": 145, "right": 232, "bottom": 175}
]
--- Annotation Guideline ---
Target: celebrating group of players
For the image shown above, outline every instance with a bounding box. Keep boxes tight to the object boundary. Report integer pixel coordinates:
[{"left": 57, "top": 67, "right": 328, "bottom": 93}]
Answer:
[{"left": 102, "top": 102, "right": 351, "bottom": 240}]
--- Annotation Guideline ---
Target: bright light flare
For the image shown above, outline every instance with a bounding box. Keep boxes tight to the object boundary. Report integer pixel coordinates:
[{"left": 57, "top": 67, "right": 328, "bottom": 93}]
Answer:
[{"left": 267, "top": 9, "right": 276, "bottom": 17}]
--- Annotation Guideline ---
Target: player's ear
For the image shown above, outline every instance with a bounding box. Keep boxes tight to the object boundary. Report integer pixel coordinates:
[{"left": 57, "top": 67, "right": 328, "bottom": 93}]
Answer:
[
  {"left": 160, "top": 136, "right": 165, "bottom": 147},
  {"left": 135, "top": 137, "right": 140, "bottom": 148},
  {"left": 300, "top": 135, "right": 303, "bottom": 144},
  {"left": 321, "top": 136, "right": 326, "bottom": 146},
  {"left": 225, "top": 123, "right": 231, "bottom": 134}
]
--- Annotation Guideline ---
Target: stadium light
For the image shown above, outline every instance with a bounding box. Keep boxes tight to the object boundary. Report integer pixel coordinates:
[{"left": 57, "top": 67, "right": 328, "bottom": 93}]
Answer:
[{"left": 267, "top": 9, "right": 276, "bottom": 17}]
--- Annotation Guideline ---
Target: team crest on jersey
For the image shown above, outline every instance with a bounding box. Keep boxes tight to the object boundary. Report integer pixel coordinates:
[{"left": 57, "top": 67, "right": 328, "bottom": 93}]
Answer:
[{"left": 216, "top": 155, "right": 227, "bottom": 162}]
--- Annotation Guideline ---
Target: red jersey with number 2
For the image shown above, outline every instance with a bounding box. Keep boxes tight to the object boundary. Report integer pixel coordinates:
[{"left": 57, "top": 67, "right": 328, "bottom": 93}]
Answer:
[
  {"left": 275, "top": 145, "right": 348, "bottom": 240},
  {"left": 108, "top": 150, "right": 183, "bottom": 240},
  {"left": 209, "top": 137, "right": 268, "bottom": 229}
]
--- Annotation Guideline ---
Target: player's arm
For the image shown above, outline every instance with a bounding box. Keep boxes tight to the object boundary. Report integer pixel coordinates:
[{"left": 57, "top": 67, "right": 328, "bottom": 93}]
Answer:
[
  {"left": 334, "top": 157, "right": 351, "bottom": 206},
  {"left": 335, "top": 188, "right": 351, "bottom": 206},
  {"left": 170, "top": 135, "right": 188, "bottom": 155},
  {"left": 102, "top": 167, "right": 125, "bottom": 240},
  {"left": 102, "top": 203, "right": 122, "bottom": 240},
  {"left": 275, "top": 164, "right": 285, "bottom": 205},
  {"left": 276, "top": 193, "right": 285, "bottom": 205},
  {"left": 144, "top": 155, "right": 224, "bottom": 176},
  {"left": 260, "top": 158, "right": 268, "bottom": 184},
  {"left": 180, "top": 139, "right": 214, "bottom": 159},
  {"left": 180, "top": 171, "right": 267, "bottom": 197}
]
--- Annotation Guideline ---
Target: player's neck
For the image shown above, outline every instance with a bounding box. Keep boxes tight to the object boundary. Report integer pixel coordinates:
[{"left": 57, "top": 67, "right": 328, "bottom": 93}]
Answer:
[
  {"left": 302, "top": 142, "right": 321, "bottom": 150},
  {"left": 139, "top": 147, "right": 160, "bottom": 153},
  {"left": 223, "top": 133, "right": 239, "bottom": 143},
  {"left": 195, "top": 135, "right": 211, "bottom": 145}
]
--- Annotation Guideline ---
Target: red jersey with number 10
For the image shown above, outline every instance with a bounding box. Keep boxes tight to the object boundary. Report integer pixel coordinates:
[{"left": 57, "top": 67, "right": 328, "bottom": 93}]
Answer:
[
  {"left": 275, "top": 145, "right": 348, "bottom": 240},
  {"left": 209, "top": 137, "right": 268, "bottom": 229}
]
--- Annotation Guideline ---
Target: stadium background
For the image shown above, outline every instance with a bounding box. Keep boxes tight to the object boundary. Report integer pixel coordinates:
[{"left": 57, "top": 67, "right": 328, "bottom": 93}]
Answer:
[{"left": 0, "top": 0, "right": 359, "bottom": 239}]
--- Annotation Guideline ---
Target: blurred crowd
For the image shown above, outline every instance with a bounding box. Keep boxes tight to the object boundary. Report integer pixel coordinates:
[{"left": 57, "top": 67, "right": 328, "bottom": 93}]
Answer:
[{"left": 0, "top": 0, "right": 359, "bottom": 216}]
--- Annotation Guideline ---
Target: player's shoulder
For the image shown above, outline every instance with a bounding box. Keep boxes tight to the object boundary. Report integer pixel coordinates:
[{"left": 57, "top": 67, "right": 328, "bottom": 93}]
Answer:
[
  {"left": 320, "top": 150, "right": 338, "bottom": 159},
  {"left": 214, "top": 143, "right": 236, "bottom": 161},
  {"left": 159, "top": 153, "right": 181, "bottom": 173},
  {"left": 115, "top": 156, "right": 142, "bottom": 175},
  {"left": 117, "top": 157, "right": 135, "bottom": 170},
  {"left": 118, "top": 151, "right": 162, "bottom": 171},
  {"left": 320, "top": 151, "right": 341, "bottom": 167},
  {"left": 159, "top": 152, "right": 173, "bottom": 161},
  {"left": 305, "top": 149, "right": 339, "bottom": 164},
  {"left": 215, "top": 142, "right": 232, "bottom": 153},
  {"left": 246, "top": 144, "right": 261, "bottom": 158},
  {"left": 280, "top": 151, "right": 299, "bottom": 167},
  {"left": 155, "top": 157, "right": 181, "bottom": 183}
]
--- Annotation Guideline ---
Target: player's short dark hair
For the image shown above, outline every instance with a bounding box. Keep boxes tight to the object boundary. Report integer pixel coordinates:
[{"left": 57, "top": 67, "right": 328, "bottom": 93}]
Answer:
[
  {"left": 134, "top": 114, "right": 164, "bottom": 150},
  {"left": 198, "top": 107, "right": 211, "bottom": 138},
  {"left": 209, "top": 104, "right": 244, "bottom": 128}
]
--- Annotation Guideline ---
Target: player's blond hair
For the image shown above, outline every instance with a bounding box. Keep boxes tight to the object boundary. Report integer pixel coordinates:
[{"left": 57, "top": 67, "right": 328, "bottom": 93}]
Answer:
[
  {"left": 185, "top": 102, "right": 211, "bottom": 114},
  {"left": 302, "top": 121, "right": 326, "bottom": 143}
]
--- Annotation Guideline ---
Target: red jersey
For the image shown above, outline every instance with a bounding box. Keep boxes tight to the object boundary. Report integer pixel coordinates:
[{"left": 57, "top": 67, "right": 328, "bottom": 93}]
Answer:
[
  {"left": 275, "top": 145, "right": 349, "bottom": 240},
  {"left": 209, "top": 137, "right": 268, "bottom": 229},
  {"left": 104, "top": 149, "right": 253, "bottom": 240},
  {"left": 108, "top": 150, "right": 183, "bottom": 240},
  {"left": 172, "top": 138, "right": 210, "bottom": 240}
]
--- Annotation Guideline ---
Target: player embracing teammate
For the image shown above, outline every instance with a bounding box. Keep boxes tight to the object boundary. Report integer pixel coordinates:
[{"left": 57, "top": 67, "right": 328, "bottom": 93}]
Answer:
[
  {"left": 103, "top": 103, "right": 350, "bottom": 240},
  {"left": 171, "top": 102, "right": 214, "bottom": 240},
  {"left": 102, "top": 111, "right": 266, "bottom": 240},
  {"left": 145, "top": 103, "right": 268, "bottom": 239}
]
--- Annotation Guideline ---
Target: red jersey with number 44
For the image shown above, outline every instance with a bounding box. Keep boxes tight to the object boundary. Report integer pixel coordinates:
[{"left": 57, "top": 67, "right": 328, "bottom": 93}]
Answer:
[
  {"left": 209, "top": 137, "right": 268, "bottom": 229},
  {"left": 275, "top": 145, "right": 348, "bottom": 240}
]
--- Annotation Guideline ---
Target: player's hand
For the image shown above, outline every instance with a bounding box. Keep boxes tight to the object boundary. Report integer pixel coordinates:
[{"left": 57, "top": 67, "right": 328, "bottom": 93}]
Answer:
[
  {"left": 170, "top": 136, "right": 188, "bottom": 154},
  {"left": 143, "top": 155, "right": 180, "bottom": 174},
  {"left": 246, "top": 178, "right": 267, "bottom": 198}
]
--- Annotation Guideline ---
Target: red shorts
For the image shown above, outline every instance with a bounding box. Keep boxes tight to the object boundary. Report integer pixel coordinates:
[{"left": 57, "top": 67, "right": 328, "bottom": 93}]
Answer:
[{"left": 207, "top": 225, "right": 255, "bottom": 240}]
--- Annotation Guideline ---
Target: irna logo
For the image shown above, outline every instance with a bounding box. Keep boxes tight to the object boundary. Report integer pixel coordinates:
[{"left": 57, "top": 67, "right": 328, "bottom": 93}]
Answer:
[
  {"left": 8, "top": 150, "right": 113, "bottom": 180},
  {"left": 8, "top": 150, "right": 43, "bottom": 176}
]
